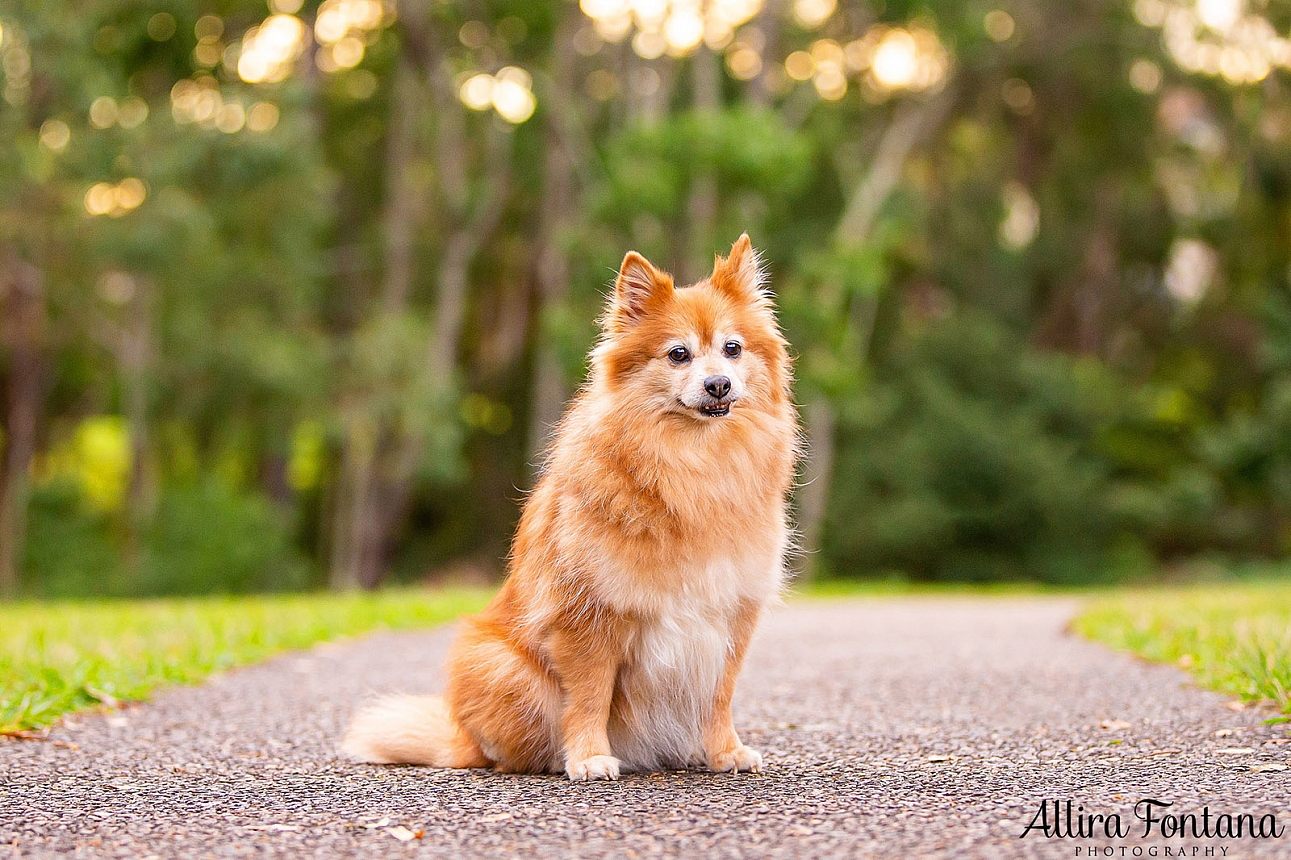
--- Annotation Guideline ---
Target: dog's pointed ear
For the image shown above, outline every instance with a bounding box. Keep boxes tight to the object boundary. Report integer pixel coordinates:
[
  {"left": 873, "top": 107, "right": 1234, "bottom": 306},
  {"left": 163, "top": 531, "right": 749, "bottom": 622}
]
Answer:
[
  {"left": 712, "top": 233, "right": 766, "bottom": 300},
  {"left": 609, "top": 251, "right": 673, "bottom": 327}
]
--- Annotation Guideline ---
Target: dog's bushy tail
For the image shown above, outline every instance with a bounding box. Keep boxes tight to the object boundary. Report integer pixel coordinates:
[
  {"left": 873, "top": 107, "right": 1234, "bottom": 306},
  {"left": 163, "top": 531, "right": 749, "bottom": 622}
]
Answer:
[{"left": 341, "top": 694, "right": 489, "bottom": 767}]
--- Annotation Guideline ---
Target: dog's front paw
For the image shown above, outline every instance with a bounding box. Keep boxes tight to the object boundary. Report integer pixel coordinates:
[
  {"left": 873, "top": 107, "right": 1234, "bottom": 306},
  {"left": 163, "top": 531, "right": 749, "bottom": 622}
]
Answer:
[
  {"left": 708, "top": 744, "right": 763, "bottom": 774},
  {"left": 565, "top": 754, "right": 621, "bottom": 782}
]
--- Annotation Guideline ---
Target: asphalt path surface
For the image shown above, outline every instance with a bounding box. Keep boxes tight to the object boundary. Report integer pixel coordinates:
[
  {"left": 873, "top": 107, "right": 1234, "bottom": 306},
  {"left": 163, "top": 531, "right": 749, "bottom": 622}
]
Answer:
[{"left": 3, "top": 596, "right": 1290, "bottom": 859}]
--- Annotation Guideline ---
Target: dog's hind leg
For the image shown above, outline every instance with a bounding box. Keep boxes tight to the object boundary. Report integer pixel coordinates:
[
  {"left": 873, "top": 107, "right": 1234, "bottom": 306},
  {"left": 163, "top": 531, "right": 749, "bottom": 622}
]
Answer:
[{"left": 446, "top": 619, "right": 563, "bottom": 773}]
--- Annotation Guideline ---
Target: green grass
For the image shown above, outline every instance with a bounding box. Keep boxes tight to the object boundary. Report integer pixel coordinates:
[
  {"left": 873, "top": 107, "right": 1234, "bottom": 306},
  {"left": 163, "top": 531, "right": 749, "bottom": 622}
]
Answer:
[
  {"left": 794, "top": 576, "right": 1097, "bottom": 599},
  {"left": 0, "top": 587, "right": 493, "bottom": 734},
  {"left": 1074, "top": 580, "right": 1291, "bottom": 715}
]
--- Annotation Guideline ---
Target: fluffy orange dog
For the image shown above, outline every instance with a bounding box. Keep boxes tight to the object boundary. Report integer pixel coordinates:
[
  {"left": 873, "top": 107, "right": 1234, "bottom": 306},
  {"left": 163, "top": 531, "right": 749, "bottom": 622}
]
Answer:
[{"left": 342, "top": 234, "right": 798, "bottom": 780}]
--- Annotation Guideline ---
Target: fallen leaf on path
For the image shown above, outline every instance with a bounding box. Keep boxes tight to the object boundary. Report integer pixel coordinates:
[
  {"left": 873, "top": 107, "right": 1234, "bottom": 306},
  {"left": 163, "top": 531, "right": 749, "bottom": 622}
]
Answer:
[
  {"left": 1099, "top": 720, "right": 1131, "bottom": 731},
  {"left": 387, "top": 826, "right": 422, "bottom": 841},
  {"left": 1225, "top": 700, "right": 1247, "bottom": 712},
  {"left": 1251, "top": 763, "right": 1288, "bottom": 773},
  {"left": 0, "top": 730, "right": 79, "bottom": 750},
  {"left": 774, "top": 722, "right": 833, "bottom": 731},
  {"left": 83, "top": 686, "right": 121, "bottom": 708},
  {"left": 1216, "top": 747, "right": 1255, "bottom": 755},
  {"left": 1213, "top": 729, "right": 1235, "bottom": 738},
  {"left": 927, "top": 754, "right": 951, "bottom": 763}
]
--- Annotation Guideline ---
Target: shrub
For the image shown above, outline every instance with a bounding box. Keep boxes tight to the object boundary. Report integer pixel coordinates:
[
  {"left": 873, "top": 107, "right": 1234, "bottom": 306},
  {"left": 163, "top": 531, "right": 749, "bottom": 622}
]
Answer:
[
  {"left": 821, "top": 314, "right": 1148, "bottom": 583},
  {"left": 138, "top": 479, "right": 311, "bottom": 595},
  {"left": 21, "top": 477, "right": 309, "bottom": 597}
]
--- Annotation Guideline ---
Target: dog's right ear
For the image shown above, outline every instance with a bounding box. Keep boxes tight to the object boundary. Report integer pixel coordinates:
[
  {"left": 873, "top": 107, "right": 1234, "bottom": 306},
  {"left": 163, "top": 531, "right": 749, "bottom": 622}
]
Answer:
[{"left": 608, "top": 251, "right": 673, "bottom": 328}]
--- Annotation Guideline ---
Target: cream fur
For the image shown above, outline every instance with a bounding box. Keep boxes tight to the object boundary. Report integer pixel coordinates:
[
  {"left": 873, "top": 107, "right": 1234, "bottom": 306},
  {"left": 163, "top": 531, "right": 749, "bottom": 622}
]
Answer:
[{"left": 340, "top": 694, "right": 487, "bottom": 767}]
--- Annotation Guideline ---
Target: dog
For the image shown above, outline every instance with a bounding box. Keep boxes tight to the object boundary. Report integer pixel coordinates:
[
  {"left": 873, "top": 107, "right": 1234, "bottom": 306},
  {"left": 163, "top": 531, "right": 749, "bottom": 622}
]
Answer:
[{"left": 341, "top": 234, "right": 799, "bottom": 780}]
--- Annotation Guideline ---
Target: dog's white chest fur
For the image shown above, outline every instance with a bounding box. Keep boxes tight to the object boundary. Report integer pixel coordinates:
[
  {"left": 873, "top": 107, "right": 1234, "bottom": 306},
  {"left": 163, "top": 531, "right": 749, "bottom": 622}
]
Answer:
[
  {"left": 590, "top": 543, "right": 784, "bottom": 772},
  {"left": 608, "top": 599, "right": 729, "bottom": 771}
]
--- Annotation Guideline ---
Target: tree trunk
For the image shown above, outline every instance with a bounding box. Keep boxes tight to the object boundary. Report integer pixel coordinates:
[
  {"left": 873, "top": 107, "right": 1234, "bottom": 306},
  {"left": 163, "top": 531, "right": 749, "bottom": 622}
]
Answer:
[
  {"left": 121, "top": 275, "right": 154, "bottom": 574},
  {"left": 684, "top": 47, "right": 722, "bottom": 282},
  {"left": 329, "top": 42, "right": 425, "bottom": 591},
  {"left": 0, "top": 256, "right": 45, "bottom": 597},
  {"left": 328, "top": 12, "right": 514, "bottom": 589},
  {"left": 796, "top": 90, "right": 958, "bottom": 577},
  {"left": 329, "top": 419, "right": 376, "bottom": 591},
  {"left": 796, "top": 399, "right": 836, "bottom": 571},
  {"left": 379, "top": 53, "right": 424, "bottom": 313},
  {"left": 527, "top": 19, "right": 580, "bottom": 468}
]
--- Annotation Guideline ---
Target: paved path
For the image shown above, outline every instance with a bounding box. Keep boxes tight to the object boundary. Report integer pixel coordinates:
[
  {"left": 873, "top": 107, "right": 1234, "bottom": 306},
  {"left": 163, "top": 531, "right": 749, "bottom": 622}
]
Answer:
[{"left": 3, "top": 597, "right": 1289, "bottom": 859}]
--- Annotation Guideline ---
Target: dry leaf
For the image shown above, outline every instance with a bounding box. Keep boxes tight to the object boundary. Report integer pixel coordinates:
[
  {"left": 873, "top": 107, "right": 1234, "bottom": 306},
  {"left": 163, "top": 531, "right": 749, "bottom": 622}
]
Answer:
[
  {"left": 1100, "top": 720, "right": 1132, "bottom": 731},
  {"left": 1, "top": 729, "right": 77, "bottom": 750},
  {"left": 1225, "top": 700, "right": 1247, "bottom": 712},
  {"left": 1214, "top": 729, "right": 1235, "bottom": 738},
  {"left": 1252, "top": 763, "right": 1288, "bottom": 773},
  {"left": 84, "top": 686, "right": 121, "bottom": 709},
  {"left": 927, "top": 754, "right": 951, "bottom": 763},
  {"left": 387, "top": 826, "right": 421, "bottom": 842},
  {"left": 1216, "top": 747, "right": 1255, "bottom": 755}
]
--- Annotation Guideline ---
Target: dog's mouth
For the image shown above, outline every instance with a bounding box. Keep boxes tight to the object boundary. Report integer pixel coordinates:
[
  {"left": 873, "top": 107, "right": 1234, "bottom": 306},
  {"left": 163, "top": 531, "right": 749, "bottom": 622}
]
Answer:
[{"left": 697, "top": 401, "right": 733, "bottom": 417}]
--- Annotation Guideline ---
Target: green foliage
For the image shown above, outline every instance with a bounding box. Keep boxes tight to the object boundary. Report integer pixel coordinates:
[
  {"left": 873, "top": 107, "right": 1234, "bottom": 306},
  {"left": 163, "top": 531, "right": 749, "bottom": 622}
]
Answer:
[
  {"left": 7, "top": 0, "right": 1291, "bottom": 596},
  {"left": 137, "top": 479, "right": 310, "bottom": 595},
  {"left": 0, "top": 587, "right": 494, "bottom": 733},
  {"left": 21, "top": 480, "right": 121, "bottom": 599},
  {"left": 1075, "top": 578, "right": 1291, "bottom": 713},
  {"left": 337, "top": 312, "right": 464, "bottom": 487},
  {"left": 822, "top": 314, "right": 1147, "bottom": 583},
  {"left": 21, "top": 478, "right": 310, "bottom": 598},
  {"left": 596, "top": 106, "right": 815, "bottom": 259}
]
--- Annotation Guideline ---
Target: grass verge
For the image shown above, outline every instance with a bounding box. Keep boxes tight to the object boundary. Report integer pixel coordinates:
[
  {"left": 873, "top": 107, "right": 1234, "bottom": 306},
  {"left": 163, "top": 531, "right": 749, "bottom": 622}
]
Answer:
[
  {"left": 1074, "top": 580, "right": 1291, "bottom": 715},
  {"left": 794, "top": 576, "right": 1095, "bottom": 599},
  {"left": 0, "top": 587, "right": 493, "bottom": 734}
]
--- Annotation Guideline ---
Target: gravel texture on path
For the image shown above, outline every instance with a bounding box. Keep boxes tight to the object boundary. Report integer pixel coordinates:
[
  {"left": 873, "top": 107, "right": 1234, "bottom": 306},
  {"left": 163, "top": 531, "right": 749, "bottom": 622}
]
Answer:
[{"left": 3, "top": 596, "right": 1289, "bottom": 859}]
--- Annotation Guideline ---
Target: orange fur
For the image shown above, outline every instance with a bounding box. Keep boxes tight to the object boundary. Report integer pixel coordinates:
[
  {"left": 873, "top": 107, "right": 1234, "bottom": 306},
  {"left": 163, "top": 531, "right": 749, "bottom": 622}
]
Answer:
[{"left": 341, "top": 234, "right": 799, "bottom": 780}]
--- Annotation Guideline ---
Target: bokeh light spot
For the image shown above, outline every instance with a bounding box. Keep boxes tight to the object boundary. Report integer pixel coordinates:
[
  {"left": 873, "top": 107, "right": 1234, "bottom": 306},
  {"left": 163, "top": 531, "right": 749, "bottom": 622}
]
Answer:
[
  {"left": 39, "top": 119, "right": 70, "bottom": 151},
  {"left": 147, "top": 13, "right": 177, "bottom": 41},
  {"left": 984, "top": 10, "right": 1015, "bottom": 41}
]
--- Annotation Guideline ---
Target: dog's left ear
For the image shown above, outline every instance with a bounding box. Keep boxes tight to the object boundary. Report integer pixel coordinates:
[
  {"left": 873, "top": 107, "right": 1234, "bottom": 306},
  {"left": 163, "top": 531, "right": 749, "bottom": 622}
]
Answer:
[{"left": 711, "top": 233, "right": 766, "bottom": 300}]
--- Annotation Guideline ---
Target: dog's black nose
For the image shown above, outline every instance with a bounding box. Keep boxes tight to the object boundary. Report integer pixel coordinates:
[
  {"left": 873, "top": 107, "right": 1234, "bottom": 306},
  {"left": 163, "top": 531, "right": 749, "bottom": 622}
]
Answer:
[{"left": 704, "top": 376, "right": 731, "bottom": 399}]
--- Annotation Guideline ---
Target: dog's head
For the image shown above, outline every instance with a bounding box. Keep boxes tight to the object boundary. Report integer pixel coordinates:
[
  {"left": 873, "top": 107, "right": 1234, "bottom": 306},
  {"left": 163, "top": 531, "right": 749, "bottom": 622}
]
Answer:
[{"left": 591, "top": 234, "right": 791, "bottom": 423}]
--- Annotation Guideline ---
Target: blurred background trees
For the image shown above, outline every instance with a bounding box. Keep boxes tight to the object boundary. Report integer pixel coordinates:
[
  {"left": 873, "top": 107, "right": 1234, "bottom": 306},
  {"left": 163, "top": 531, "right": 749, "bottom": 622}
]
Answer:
[{"left": 2, "top": 0, "right": 1290, "bottom": 595}]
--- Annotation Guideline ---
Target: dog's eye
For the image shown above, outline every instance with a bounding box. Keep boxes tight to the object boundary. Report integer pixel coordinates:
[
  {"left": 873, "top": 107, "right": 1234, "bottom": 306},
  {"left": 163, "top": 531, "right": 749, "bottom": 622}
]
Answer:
[
  {"left": 723, "top": 341, "right": 742, "bottom": 358},
  {"left": 668, "top": 346, "right": 691, "bottom": 363}
]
